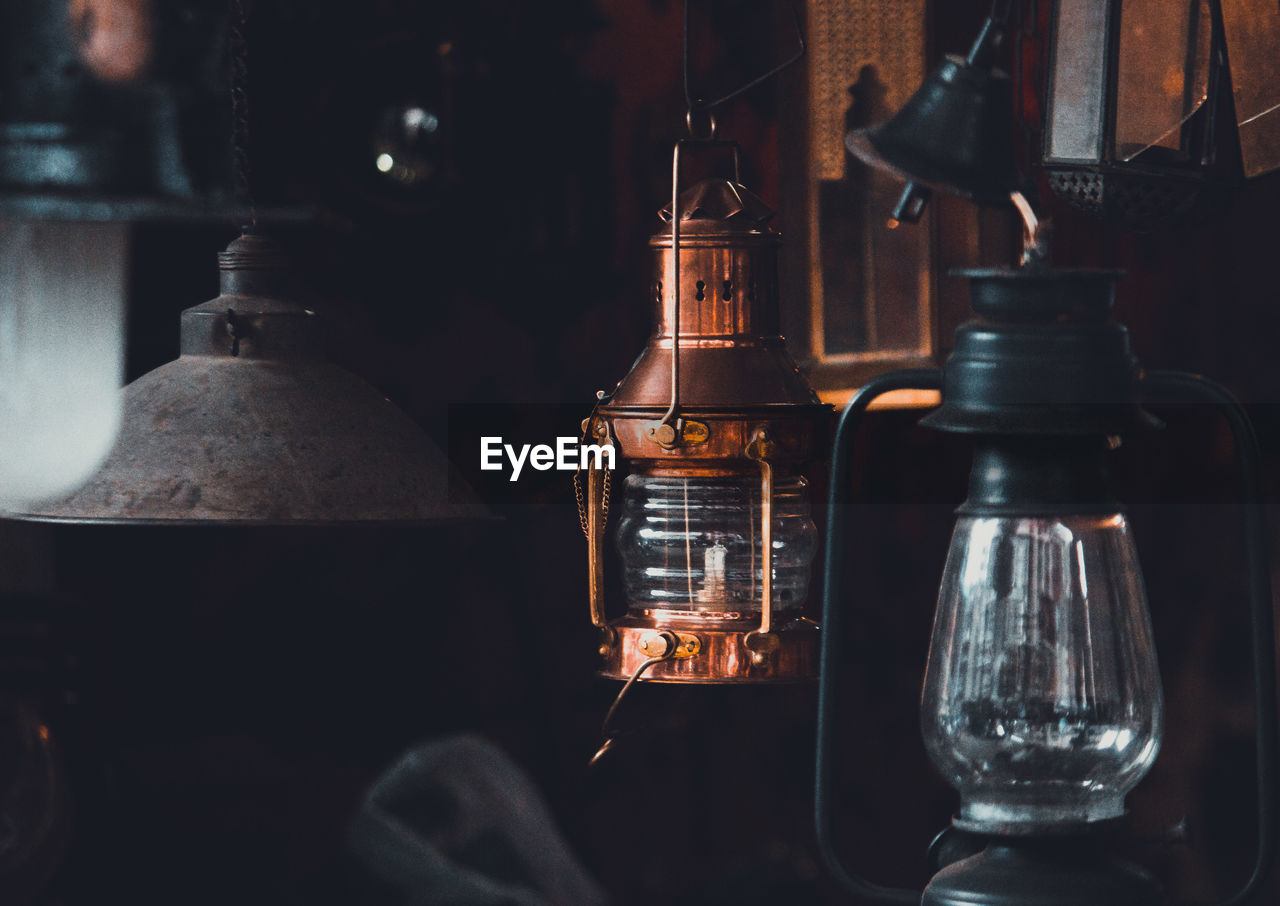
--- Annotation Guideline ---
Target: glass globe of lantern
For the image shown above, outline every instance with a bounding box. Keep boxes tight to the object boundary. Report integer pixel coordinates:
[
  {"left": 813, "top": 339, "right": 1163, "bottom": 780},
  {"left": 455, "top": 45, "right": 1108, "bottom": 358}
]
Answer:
[
  {"left": 921, "top": 508, "right": 1163, "bottom": 831},
  {"left": 815, "top": 267, "right": 1279, "bottom": 906},
  {"left": 615, "top": 472, "right": 817, "bottom": 617}
]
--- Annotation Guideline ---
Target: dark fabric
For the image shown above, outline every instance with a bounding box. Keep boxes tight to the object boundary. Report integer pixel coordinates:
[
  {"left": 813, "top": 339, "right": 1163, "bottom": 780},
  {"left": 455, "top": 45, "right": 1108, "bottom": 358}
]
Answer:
[{"left": 345, "top": 735, "right": 607, "bottom": 906}]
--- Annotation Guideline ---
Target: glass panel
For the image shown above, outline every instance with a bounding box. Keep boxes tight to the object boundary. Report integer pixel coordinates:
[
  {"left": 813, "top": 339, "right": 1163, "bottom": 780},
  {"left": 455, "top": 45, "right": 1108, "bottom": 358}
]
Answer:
[
  {"left": 615, "top": 474, "right": 817, "bottom": 613},
  {"left": 1114, "top": 0, "right": 1211, "bottom": 161},
  {"left": 1220, "top": 0, "right": 1280, "bottom": 177},
  {"left": 921, "top": 513, "right": 1163, "bottom": 828},
  {"left": 820, "top": 126, "right": 931, "bottom": 355},
  {"left": 807, "top": 0, "right": 932, "bottom": 360},
  {"left": 1046, "top": 0, "right": 1109, "bottom": 163}
]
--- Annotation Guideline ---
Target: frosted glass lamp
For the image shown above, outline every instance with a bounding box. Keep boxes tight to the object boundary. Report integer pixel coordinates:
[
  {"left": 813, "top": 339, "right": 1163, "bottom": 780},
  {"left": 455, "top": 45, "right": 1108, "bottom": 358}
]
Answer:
[{"left": 0, "top": 221, "right": 125, "bottom": 510}]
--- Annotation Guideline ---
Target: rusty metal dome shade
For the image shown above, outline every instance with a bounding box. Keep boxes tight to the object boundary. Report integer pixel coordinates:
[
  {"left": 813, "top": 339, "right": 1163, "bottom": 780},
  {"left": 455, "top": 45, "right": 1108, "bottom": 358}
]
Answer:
[
  {"left": 18, "top": 234, "right": 479, "bottom": 524},
  {"left": 844, "top": 55, "right": 1018, "bottom": 205}
]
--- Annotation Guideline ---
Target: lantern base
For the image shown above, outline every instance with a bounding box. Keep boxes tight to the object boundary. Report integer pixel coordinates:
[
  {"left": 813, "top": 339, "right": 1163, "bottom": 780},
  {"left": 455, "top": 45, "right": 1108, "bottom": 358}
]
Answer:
[
  {"left": 923, "top": 836, "right": 1161, "bottom": 906},
  {"left": 598, "top": 612, "right": 818, "bottom": 683}
]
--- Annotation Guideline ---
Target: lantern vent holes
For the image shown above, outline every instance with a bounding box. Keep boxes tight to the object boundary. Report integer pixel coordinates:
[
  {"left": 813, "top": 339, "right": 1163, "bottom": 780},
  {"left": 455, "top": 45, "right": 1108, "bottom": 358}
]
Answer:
[
  {"left": 721, "top": 280, "right": 732, "bottom": 301},
  {"left": 1046, "top": 169, "right": 1202, "bottom": 231},
  {"left": 695, "top": 280, "right": 705, "bottom": 300}
]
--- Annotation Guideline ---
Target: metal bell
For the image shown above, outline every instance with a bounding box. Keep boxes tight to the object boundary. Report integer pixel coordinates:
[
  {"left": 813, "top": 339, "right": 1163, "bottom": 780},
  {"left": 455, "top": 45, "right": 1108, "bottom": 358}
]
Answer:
[
  {"left": 845, "top": 53, "right": 1018, "bottom": 208},
  {"left": 844, "top": 10, "right": 1020, "bottom": 222}
]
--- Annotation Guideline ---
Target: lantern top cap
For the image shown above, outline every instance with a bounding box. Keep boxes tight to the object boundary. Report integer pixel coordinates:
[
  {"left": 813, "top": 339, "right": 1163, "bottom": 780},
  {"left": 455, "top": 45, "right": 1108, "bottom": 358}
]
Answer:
[
  {"left": 919, "top": 266, "right": 1158, "bottom": 437},
  {"left": 953, "top": 266, "right": 1124, "bottom": 322},
  {"left": 217, "top": 231, "right": 290, "bottom": 271},
  {"left": 658, "top": 177, "right": 775, "bottom": 231},
  {"left": 213, "top": 231, "right": 300, "bottom": 300}
]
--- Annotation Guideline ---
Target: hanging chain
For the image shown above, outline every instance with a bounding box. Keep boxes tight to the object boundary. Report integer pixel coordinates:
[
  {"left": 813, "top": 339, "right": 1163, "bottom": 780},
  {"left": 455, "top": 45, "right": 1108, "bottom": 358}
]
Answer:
[
  {"left": 573, "top": 462, "right": 611, "bottom": 537},
  {"left": 574, "top": 408, "right": 612, "bottom": 538},
  {"left": 229, "top": 0, "right": 257, "bottom": 227}
]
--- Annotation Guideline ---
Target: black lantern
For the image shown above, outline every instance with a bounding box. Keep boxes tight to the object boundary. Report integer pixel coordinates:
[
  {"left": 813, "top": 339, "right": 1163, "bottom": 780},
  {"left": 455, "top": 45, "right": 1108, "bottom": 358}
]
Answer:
[
  {"left": 814, "top": 267, "right": 1278, "bottom": 906},
  {"left": 1042, "top": 0, "right": 1232, "bottom": 228}
]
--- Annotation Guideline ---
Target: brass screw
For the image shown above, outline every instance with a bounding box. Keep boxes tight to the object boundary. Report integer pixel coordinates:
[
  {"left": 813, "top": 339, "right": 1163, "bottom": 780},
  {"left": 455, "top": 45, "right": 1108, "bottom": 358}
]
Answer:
[{"left": 651, "top": 423, "right": 678, "bottom": 446}]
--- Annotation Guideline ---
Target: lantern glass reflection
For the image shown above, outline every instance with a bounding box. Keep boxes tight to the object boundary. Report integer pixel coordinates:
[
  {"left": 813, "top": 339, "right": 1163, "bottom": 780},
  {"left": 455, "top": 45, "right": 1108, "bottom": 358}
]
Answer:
[
  {"left": 921, "top": 512, "right": 1163, "bottom": 828},
  {"left": 0, "top": 221, "right": 125, "bottom": 509},
  {"left": 615, "top": 473, "right": 816, "bottom": 613}
]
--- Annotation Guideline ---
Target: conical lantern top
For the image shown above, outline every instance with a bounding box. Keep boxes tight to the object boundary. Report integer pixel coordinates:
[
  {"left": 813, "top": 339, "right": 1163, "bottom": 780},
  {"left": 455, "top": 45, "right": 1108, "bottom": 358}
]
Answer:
[{"left": 657, "top": 178, "right": 775, "bottom": 230}]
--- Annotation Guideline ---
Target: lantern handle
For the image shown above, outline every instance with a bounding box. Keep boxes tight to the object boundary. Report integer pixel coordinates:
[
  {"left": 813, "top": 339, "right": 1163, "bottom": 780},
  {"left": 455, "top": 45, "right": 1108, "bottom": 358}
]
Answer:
[
  {"left": 1140, "top": 370, "right": 1278, "bottom": 906},
  {"left": 576, "top": 412, "right": 617, "bottom": 654},
  {"left": 816, "top": 368, "right": 943, "bottom": 906},
  {"left": 589, "top": 644, "right": 679, "bottom": 768},
  {"left": 745, "top": 428, "right": 779, "bottom": 664},
  {"left": 654, "top": 138, "right": 744, "bottom": 446}
]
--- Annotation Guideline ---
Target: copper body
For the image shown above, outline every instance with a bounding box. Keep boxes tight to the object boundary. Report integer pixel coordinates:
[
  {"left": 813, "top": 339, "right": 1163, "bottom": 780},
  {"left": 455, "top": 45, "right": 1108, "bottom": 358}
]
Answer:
[
  {"left": 588, "top": 176, "right": 828, "bottom": 684},
  {"left": 599, "top": 613, "right": 819, "bottom": 684}
]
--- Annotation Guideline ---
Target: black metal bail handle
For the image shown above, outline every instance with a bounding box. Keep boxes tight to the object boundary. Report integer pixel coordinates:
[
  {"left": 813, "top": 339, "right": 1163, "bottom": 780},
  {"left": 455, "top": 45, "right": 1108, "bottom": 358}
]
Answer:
[
  {"left": 816, "top": 368, "right": 942, "bottom": 906},
  {"left": 1141, "top": 371, "right": 1278, "bottom": 906}
]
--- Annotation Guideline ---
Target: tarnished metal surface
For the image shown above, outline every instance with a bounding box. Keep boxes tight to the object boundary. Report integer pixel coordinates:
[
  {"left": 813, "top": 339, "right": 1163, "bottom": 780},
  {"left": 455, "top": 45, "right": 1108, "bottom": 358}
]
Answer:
[{"left": 19, "top": 234, "right": 479, "bottom": 524}]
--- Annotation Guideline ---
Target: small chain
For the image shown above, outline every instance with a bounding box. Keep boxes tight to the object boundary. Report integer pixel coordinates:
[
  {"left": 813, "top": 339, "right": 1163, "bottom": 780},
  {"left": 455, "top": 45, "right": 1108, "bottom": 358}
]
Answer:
[
  {"left": 574, "top": 411, "right": 612, "bottom": 537},
  {"left": 573, "top": 468, "right": 610, "bottom": 537},
  {"left": 229, "top": 0, "right": 256, "bottom": 227}
]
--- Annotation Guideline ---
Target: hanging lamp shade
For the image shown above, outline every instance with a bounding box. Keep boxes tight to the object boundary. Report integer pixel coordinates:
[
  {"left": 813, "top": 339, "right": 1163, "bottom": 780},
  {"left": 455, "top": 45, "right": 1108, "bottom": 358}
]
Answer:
[
  {"left": 844, "top": 54, "right": 1018, "bottom": 206},
  {"left": 17, "top": 233, "right": 478, "bottom": 525}
]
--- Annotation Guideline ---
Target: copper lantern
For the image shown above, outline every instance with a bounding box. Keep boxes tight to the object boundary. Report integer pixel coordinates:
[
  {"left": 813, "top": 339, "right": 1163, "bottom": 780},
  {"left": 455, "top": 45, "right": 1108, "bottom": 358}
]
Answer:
[{"left": 580, "top": 143, "right": 829, "bottom": 685}]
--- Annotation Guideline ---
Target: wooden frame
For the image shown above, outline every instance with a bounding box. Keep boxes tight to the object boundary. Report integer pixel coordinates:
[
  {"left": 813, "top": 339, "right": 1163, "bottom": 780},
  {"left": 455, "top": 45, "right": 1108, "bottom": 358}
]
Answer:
[{"left": 779, "top": 0, "right": 1014, "bottom": 408}]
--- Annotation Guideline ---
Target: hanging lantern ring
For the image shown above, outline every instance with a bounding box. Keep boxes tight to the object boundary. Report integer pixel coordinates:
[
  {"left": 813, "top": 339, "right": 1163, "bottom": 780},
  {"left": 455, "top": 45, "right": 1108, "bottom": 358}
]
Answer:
[{"left": 686, "top": 106, "right": 717, "bottom": 142}]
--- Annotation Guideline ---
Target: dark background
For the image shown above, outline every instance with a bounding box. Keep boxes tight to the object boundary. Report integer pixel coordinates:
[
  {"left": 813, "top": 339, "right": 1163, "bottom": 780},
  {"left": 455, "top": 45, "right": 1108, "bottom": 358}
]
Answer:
[{"left": 1, "top": 0, "right": 1279, "bottom": 903}]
